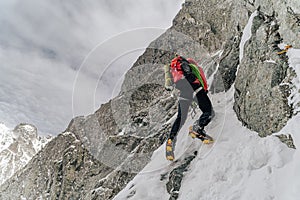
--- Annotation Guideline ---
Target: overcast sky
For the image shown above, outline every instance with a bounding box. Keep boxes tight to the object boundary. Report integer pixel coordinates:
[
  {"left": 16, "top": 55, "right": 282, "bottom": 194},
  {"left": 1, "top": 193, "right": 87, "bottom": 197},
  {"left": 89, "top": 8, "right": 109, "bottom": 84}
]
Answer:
[{"left": 0, "top": 0, "right": 184, "bottom": 135}]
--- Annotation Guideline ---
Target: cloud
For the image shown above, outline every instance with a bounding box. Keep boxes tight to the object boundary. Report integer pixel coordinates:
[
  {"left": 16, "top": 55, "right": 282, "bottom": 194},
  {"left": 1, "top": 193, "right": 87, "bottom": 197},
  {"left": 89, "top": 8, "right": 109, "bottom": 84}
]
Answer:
[
  {"left": 0, "top": 0, "right": 184, "bottom": 135},
  {"left": 0, "top": 0, "right": 183, "bottom": 66}
]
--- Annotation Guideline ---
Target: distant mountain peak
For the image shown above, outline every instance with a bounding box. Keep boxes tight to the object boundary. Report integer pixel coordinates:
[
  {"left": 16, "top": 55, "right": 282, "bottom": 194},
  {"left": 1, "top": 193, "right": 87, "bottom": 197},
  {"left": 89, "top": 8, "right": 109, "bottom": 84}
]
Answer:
[{"left": 0, "top": 123, "right": 51, "bottom": 185}]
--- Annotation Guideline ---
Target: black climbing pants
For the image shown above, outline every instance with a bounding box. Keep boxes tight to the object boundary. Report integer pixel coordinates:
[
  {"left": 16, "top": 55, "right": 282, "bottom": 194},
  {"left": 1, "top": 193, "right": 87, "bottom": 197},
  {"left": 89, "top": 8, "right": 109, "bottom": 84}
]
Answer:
[{"left": 169, "top": 88, "right": 213, "bottom": 140}]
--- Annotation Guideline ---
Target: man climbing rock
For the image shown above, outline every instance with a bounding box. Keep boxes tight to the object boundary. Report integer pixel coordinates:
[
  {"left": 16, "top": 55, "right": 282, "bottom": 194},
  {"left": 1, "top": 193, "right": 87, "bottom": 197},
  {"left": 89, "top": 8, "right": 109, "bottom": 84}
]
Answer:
[{"left": 164, "top": 55, "right": 214, "bottom": 161}]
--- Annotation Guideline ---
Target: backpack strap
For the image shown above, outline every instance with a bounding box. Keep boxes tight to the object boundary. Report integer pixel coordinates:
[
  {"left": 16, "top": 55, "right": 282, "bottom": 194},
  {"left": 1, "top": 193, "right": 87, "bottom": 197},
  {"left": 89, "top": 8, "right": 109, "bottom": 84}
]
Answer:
[{"left": 189, "top": 63, "right": 208, "bottom": 91}]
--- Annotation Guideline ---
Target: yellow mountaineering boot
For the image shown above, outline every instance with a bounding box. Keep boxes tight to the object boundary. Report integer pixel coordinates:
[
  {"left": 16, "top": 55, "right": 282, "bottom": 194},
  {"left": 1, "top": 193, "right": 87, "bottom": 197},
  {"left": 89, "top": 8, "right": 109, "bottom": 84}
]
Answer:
[
  {"left": 166, "top": 138, "right": 175, "bottom": 161},
  {"left": 189, "top": 126, "right": 214, "bottom": 144}
]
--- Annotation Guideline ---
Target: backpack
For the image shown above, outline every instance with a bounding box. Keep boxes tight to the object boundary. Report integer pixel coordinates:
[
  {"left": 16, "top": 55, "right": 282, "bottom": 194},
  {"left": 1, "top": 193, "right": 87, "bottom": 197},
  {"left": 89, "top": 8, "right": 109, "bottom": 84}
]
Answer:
[{"left": 170, "top": 56, "right": 208, "bottom": 91}]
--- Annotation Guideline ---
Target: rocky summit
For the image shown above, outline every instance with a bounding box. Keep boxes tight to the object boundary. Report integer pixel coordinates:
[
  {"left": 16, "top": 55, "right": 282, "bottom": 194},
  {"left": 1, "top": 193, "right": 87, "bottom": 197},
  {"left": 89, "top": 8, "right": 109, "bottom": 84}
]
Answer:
[{"left": 0, "top": 0, "right": 299, "bottom": 199}]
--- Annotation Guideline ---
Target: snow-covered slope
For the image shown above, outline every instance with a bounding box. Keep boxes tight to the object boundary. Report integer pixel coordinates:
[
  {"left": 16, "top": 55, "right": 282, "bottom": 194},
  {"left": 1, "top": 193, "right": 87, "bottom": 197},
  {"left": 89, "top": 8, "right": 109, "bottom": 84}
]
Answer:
[
  {"left": 111, "top": 6, "right": 300, "bottom": 195},
  {"left": 114, "top": 88, "right": 299, "bottom": 200},
  {"left": 0, "top": 123, "right": 51, "bottom": 185},
  {"left": 0, "top": 124, "right": 14, "bottom": 152},
  {"left": 115, "top": 45, "right": 300, "bottom": 200},
  {"left": 114, "top": 47, "right": 300, "bottom": 200}
]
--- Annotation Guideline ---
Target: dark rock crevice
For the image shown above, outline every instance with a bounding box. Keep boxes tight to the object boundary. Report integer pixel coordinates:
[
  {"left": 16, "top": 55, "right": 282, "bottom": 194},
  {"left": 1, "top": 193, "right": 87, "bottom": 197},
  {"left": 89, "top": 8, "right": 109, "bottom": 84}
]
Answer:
[{"left": 166, "top": 152, "right": 197, "bottom": 200}]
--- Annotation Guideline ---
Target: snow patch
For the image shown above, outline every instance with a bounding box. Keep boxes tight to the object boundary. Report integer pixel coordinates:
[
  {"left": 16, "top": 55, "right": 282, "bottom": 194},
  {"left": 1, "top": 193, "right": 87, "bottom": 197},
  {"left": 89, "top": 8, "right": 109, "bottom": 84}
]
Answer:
[
  {"left": 0, "top": 123, "right": 13, "bottom": 152},
  {"left": 22, "top": 124, "right": 35, "bottom": 132},
  {"left": 239, "top": 10, "right": 258, "bottom": 63},
  {"left": 264, "top": 59, "right": 277, "bottom": 64}
]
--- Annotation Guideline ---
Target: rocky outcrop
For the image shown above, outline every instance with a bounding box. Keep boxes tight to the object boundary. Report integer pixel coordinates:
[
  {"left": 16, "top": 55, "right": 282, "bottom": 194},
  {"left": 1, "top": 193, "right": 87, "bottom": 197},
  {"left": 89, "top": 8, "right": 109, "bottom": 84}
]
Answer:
[
  {"left": 0, "top": 132, "right": 111, "bottom": 199},
  {"left": 172, "top": 0, "right": 250, "bottom": 92},
  {"left": 0, "top": 84, "right": 177, "bottom": 199},
  {"left": 123, "top": 0, "right": 249, "bottom": 94},
  {"left": 165, "top": 153, "right": 197, "bottom": 200},
  {"left": 234, "top": 1, "right": 299, "bottom": 136},
  {"left": 275, "top": 134, "right": 296, "bottom": 149}
]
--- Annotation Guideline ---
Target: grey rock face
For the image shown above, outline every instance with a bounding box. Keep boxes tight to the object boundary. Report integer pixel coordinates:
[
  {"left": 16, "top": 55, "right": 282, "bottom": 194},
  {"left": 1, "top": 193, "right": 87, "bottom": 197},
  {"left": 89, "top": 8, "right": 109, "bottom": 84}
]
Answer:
[
  {"left": 234, "top": 7, "right": 296, "bottom": 136},
  {"left": 0, "top": 132, "right": 112, "bottom": 199},
  {"left": 173, "top": 0, "right": 249, "bottom": 52},
  {"left": 211, "top": 33, "right": 242, "bottom": 93},
  {"left": 173, "top": 0, "right": 249, "bottom": 93},
  {"left": 254, "top": 0, "right": 300, "bottom": 47},
  {"left": 275, "top": 134, "right": 296, "bottom": 149},
  {"left": 0, "top": 84, "right": 177, "bottom": 199}
]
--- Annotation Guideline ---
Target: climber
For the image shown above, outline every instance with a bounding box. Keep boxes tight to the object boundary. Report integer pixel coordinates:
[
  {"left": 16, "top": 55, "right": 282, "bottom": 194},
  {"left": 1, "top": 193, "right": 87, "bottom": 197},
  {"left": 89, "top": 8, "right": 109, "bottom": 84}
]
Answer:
[{"left": 164, "top": 55, "right": 214, "bottom": 161}]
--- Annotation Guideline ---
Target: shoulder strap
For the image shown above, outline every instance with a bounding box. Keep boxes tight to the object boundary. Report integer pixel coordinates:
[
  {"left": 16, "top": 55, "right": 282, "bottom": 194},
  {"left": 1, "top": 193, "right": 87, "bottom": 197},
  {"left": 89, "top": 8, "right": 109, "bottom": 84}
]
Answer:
[{"left": 189, "top": 64, "right": 208, "bottom": 91}]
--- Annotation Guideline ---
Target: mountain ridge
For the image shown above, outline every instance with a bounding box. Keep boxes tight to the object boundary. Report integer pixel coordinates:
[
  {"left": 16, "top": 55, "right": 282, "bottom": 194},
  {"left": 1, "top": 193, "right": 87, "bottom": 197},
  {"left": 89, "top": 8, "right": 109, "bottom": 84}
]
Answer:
[{"left": 1, "top": 0, "right": 299, "bottom": 199}]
